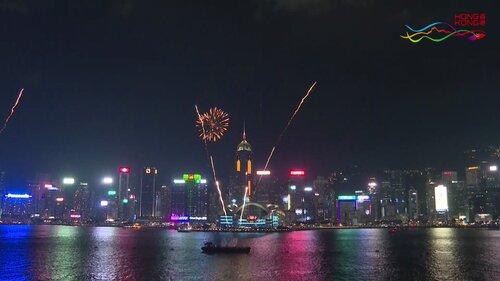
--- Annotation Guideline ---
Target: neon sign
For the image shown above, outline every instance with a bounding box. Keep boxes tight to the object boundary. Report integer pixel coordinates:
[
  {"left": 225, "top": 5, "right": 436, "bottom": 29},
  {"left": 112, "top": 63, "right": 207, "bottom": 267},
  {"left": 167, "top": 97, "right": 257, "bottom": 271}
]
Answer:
[
  {"left": 289, "top": 170, "right": 305, "bottom": 176},
  {"left": 5, "top": 193, "right": 31, "bottom": 199},
  {"left": 190, "top": 216, "right": 207, "bottom": 220},
  {"left": 119, "top": 167, "right": 130, "bottom": 174},
  {"left": 182, "top": 174, "right": 202, "bottom": 184},
  {"left": 63, "top": 178, "right": 75, "bottom": 184},
  {"left": 338, "top": 195, "right": 356, "bottom": 200},
  {"left": 401, "top": 13, "right": 486, "bottom": 43},
  {"left": 170, "top": 215, "right": 189, "bottom": 221},
  {"left": 357, "top": 195, "right": 370, "bottom": 202}
]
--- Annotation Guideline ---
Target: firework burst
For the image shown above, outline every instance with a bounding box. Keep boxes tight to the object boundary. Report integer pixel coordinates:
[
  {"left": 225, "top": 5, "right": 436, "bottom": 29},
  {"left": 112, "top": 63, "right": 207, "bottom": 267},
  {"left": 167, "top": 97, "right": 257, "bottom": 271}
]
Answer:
[{"left": 196, "top": 107, "right": 229, "bottom": 142}]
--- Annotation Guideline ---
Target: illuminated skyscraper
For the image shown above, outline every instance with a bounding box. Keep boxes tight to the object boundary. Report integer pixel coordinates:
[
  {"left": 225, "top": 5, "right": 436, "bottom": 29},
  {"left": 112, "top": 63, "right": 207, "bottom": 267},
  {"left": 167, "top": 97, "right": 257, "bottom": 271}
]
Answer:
[
  {"left": 234, "top": 129, "right": 253, "bottom": 202},
  {"left": 408, "top": 187, "right": 418, "bottom": 220},
  {"left": 157, "top": 184, "right": 170, "bottom": 219},
  {"left": 169, "top": 174, "right": 208, "bottom": 221},
  {"left": 74, "top": 182, "right": 90, "bottom": 220},
  {"left": 118, "top": 167, "right": 131, "bottom": 220},
  {"left": 139, "top": 167, "right": 158, "bottom": 218},
  {"left": 288, "top": 170, "right": 307, "bottom": 222},
  {"left": 2, "top": 193, "right": 33, "bottom": 219},
  {"left": 379, "top": 170, "right": 407, "bottom": 220},
  {"left": 313, "top": 176, "right": 335, "bottom": 222}
]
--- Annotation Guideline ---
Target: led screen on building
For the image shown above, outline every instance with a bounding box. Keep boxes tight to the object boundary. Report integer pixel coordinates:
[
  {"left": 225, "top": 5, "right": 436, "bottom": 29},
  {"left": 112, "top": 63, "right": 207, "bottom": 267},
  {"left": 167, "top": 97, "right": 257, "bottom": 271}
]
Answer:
[{"left": 435, "top": 185, "right": 448, "bottom": 212}]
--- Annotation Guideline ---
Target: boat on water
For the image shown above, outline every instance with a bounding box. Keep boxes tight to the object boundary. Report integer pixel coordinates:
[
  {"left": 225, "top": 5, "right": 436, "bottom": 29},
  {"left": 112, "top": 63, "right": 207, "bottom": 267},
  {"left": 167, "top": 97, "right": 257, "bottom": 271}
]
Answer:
[
  {"left": 389, "top": 227, "right": 399, "bottom": 234},
  {"left": 201, "top": 242, "right": 251, "bottom": 254},
  {"left": 177, "top": 224, "right": 192, "bottom": 232}
]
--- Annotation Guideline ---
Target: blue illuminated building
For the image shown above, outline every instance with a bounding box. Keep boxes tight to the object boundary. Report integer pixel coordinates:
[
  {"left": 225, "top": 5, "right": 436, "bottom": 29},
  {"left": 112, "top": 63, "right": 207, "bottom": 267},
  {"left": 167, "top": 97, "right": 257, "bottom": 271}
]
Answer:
[{"left": 2, "top": 193, "right": 33, "bottom": 220}]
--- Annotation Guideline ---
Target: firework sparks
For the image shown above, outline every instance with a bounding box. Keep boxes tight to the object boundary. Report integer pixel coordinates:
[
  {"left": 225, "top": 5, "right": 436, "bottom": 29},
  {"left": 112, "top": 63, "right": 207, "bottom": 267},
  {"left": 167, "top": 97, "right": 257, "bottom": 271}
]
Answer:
[
  {"left": 196, "top": 107, "right": 229, "bottom": 142},
  {"left": 261, "top": 82, "right": 317, "bottom": 180},
  {"left": 211, "top": 156, "right": 227, "bottom": 216},
  {"left": 0, "top": 88, "right": 25, "bottom": 135},
  {"left": 239, "top": 186, "right": 249, "bottom": 224}
]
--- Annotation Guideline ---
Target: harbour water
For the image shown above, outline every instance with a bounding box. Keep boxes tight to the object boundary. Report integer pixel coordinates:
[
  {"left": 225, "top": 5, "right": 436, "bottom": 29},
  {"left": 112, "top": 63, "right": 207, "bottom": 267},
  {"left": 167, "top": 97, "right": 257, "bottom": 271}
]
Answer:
[{"left": 1, "top": 225, "right": 499, "bottom": 281}]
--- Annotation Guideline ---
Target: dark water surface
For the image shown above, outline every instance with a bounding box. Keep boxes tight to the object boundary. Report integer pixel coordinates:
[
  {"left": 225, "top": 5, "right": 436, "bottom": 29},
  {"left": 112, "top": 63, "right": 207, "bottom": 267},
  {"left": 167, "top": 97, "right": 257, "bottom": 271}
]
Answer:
[{"left": 1, "top": 226, "right": 499, "bottom": 281}]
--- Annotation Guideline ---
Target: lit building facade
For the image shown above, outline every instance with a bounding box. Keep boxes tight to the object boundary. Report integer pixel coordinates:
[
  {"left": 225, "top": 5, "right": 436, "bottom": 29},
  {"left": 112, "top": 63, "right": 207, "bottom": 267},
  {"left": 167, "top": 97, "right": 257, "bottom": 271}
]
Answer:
[
  {"left": 73, "top": 182, "right": 91, "bottom": 221},
  {"left": 233, "top": 129, "right": 253, "bottom": 204},
  {"left": 118, "top": 167, "right": 131, "bottom": 220},
  {"left": 2, "top": 193, "right": 33, "bottom": 219},
  {"left": 168, "top": 174, "right": 208, "bottom": 222},
  {"left": 139, "top": 167, "right": 158, "bottom": 218},
  {"left": 313, "top": 176, "right": 335, "bottom": 223},
  {"left": 408, "top": 187, "right": 418, "bottom": 220}
]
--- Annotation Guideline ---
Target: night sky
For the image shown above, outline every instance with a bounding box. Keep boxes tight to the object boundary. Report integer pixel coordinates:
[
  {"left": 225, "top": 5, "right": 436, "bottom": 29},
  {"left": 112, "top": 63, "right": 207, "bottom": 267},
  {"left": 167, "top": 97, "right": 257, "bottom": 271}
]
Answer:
[{"left": 0, "top": 0, "right": 498, "bottom": 186}]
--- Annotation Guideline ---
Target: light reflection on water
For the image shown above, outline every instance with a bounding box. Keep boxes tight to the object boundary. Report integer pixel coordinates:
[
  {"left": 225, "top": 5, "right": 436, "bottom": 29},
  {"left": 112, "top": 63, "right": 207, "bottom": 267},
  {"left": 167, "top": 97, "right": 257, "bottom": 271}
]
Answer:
[{"left": 1, "top": 226, "right": 499, "bottom": 281}]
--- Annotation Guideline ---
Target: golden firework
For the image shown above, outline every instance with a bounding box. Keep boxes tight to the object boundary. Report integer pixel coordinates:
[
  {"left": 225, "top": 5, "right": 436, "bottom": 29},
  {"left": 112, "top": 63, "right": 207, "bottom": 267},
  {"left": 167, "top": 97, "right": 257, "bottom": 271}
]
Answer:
[{"left": 196, "top": 107, "right": 229, "bottom": 142}]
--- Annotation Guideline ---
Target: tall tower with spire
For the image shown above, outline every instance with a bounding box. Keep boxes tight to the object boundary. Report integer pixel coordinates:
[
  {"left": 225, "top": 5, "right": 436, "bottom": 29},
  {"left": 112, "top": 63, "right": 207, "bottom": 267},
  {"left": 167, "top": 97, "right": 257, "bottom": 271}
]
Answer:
[{"left": 235, "top": 127, "right": 253, "bottom": 201}]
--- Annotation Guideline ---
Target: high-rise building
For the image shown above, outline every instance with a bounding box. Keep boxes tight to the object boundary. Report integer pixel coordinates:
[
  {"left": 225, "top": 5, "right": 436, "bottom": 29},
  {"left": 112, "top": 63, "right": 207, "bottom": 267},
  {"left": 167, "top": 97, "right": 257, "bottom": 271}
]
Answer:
[
  {"left": 30, "top": 173, "right": 51, "bottom": 217},
  {"left": 139, "top": 167, "right": 158, "bottom": 218},
  {"left": 433, "top": 184, "right": 450, "bottom": 224},
  {"left": 61, "top": 177, "right": 78, "bottom": 219},
  {"left": 288, "top": 170, "right": 307, "bottom": 222},
  {"left": 118, "top": 167, "right": 131, "bottom": 220},
  {"left": 408, "top": 188, "right": 418, "bottom": 220},
  {"left": 74, "top": 182, "right": 91, "bottom": 221},
  {"left": 483, "top": 163, "right": 500, "bottom": 219},
  {"left": 168, "top": 174, "right": 208, "bottom": 221},
  {"left": 337, "top": 195, "right": 357, "bottom": 225},
  {"left": 233, "top": 129, "right": 253, "bottom": 204},
  {"left": 313, "top": 176, "right": 335, "bottom": 222},
  {"left": 367, "top": 178, "right": 380, "bottom": 221},
  {"left": 465, "top": 166, "right": 480, "bottom": 189},
  {"left": 379, "top": 170, "right": 407, "bottom": 221},
  {"left": 441, "top": 171, "right": 458, "bottom": 183},
  {"left": 157, "top": 184, "right": 170, "bottom": 219},
  {"left": 253, "top": 171, "right": 273, "bottom": 205},
  {"left": 2, "top": 193, "right": 33, "bottom": 220},
  {"left": 441, "top": 171, "right": 467, "bottom": 220}
]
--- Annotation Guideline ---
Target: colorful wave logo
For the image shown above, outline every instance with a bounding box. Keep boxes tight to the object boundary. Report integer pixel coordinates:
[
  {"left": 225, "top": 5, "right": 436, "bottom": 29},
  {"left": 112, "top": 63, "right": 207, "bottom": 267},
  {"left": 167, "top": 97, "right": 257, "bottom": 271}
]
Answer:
[{"left": 401, "top": 22, "right": 486, "bottom": 43}]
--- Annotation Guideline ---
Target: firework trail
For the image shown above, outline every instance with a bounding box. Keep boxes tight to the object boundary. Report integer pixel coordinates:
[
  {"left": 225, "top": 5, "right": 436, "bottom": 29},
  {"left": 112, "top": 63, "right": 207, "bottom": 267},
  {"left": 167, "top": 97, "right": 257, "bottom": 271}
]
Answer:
[
  {"left": 260, "top": 82, "right": 317, "bottom": 182},
  {"left": 195, "top": 105, "right": 206, "bottom": 139},
  {"left": 0, "top": 88, "right": 25, "bottom": 135},
  {"left": 196, "top": 105, "right": 228, "bottom": 215},
  {"left": 195, "top": 105, "right": 208, "bottom": 148},
  {"left": 239, "top": 186, "right": 249, "bottom": 224},
  {"left": 211, "top": 156, "right": 227, "bottom": 216}
]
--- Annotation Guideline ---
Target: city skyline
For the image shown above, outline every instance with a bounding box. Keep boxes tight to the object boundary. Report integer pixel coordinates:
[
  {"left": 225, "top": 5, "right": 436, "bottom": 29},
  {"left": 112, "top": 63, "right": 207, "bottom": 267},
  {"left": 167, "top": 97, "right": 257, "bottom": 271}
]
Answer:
[
  {"left": 1, "top": 2, "right": 499, "bottom": 281},
  {"left": 0, "top": 1, "right": 498, "bottom": 185}
]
